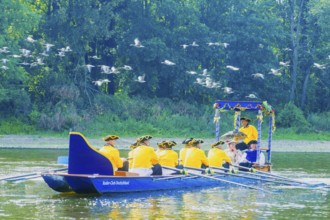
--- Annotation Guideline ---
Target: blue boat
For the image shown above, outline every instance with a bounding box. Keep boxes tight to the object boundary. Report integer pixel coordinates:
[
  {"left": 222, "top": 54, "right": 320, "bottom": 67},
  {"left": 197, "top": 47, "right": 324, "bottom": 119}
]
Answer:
[{"left": 42, "top": 101, "right": 276, "bottom": 194}]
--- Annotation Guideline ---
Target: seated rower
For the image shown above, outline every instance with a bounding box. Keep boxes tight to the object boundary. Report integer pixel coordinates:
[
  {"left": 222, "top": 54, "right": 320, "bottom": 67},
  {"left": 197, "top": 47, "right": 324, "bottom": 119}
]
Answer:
[
  {"left": 239, "top": 140, "right": 265, "bottom": 171},
  {"left": 207, "top": 141, "right": 231, "bottom": 169},
  {"left": 179, "top": 138, "right": 193, "bottom": 165},
  {"left": 183, "top": 139, "right": 209, "bottom": 172},
  {"left": 127, "top": 141, "right": 139, "bottom": 170},
  {"left": 129, "top": 135, "right": 162, "bottom": 176},
  {"left": 224, "top": 140, "right": 243, "bottom": 166},
  {"left": 99, "top": 135, "right": 124, "bottom": 171},
  {"left": 155, "top": 141, "right": 167, "bottom": 154},
  {"left": 156, "top": 141, "right": 179, "bottom": 175}
]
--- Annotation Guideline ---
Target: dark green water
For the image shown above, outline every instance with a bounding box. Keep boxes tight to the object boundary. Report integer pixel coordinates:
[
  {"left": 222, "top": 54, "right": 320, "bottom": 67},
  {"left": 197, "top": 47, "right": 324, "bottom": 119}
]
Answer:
[{"left": 0, "top": 149, "right": 329, "bottom": 219}]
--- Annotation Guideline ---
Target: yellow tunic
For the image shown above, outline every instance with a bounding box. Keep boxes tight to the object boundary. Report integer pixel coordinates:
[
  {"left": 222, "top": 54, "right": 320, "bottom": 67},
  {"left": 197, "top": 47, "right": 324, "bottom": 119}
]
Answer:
[
  {"left": 239, "top": 125, "right": 258, "bottom": 144},
  {"left": 128, "top": 150, "right": 134, "bottom": 169},
  {"left": 179, "top": 147, "right": 189, "bottom": 165},
  {"left": 130, "top": 145, "right": 159, "bottom": 168},
  {"left": 156, "top": 149, "right": 178, "bottom": 167},
  {"left": 184, "top": 147, "right": 209, "bottom": 168},
  {"left": 207, "top": 148, "right": 231, "bottom": 167},
  {"left": 99, "top": 145, "right": 123, "bottom": 169}
]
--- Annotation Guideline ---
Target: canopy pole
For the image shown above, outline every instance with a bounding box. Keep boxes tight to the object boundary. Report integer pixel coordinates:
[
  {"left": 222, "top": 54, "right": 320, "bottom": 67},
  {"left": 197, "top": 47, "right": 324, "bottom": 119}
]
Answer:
[
  {"left": 234, "top": 111, "right": 241, "bottom": 132},
  {"left": 257, "top": 110, "right": 263, "bottom": 164},
  {"left": 214, "top": 108, "right": 221, "bottom": 141},
  {"left": 268, "top": 115, "right": 273, "bottom": 163}
]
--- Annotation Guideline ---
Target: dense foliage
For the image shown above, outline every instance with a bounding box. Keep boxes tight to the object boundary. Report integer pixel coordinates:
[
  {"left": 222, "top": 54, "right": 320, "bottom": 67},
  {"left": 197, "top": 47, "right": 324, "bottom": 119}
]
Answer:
[{"left": 0, "top": 0, "right": 329, "bottom": 135}]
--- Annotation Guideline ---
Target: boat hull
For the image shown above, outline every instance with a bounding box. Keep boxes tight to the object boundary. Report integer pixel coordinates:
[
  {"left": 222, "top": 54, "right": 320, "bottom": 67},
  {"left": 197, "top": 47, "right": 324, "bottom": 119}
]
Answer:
[
  {"left": 42, "top": 174, "right": 72, "bottom": 193},
  {"left": 42, "top": 173, "right": 260, "bottom": 194}
]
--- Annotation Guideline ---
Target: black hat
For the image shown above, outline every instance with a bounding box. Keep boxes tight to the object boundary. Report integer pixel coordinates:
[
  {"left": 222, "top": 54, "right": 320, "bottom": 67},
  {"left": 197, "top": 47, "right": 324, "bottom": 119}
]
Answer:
[
  {"left": 240, "top": 117, "right": 251, "bottom": 122},
  {"left": 211, "top": 140, "right": 225, "bottom": 148},
  {"left": 157, "top": 141, "right": 167, "bottom": 148},
  {"left": 248, "top": 140, "right": 258, "bottom": 145},
  {"left": 188, "top": 139, "right": 204, "bottom": 146},
  {"left": 103, "top": 135, "right": 119, "bottom": 141},
  {"left": 137, "top": 135, "right": 152, "bottom": 143},
  {"left": 129, "top": 142, "right": 138, "bottom": 149},
  {"left": 168, "top": 141, "right": 177, "bottom": 148},
  {"left": 182, "top": 138, "right": 193, "bottom": 144}
]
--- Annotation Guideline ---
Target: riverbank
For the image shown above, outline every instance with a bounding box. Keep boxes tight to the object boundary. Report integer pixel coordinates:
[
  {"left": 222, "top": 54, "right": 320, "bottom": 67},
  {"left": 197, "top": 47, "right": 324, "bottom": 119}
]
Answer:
[{"left": 0, "top": 135, "right": 329, "bottom": 152}]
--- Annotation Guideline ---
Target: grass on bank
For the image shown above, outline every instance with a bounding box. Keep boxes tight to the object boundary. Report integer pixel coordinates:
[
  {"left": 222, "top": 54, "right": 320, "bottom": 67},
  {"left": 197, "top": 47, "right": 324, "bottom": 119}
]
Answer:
[
  {"left": 0, "top": 116, "right": 329, "bottom": 141},
  {"left": 1, "top": 96, "right": 329, "bottom": 140}
]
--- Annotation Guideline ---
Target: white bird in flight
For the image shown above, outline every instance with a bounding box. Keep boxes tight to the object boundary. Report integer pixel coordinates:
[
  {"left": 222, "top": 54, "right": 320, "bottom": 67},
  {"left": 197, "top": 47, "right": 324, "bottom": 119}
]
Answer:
[
  {"left": 226, "top": 65, "right": 239, "bottom": 71},
  {"left": 1, "top": 59, "right": 9, "bottom": 64},
  {"left": 11, "top": 54, "right": 21, "bottom": 58},
  {"left": 57, "top": 51, "right": 66, "bottom": 57},
  {"left": 181, "top": 44, "right": 189, "bottom": 49},
  {"left": 252, "top": 73, "right": 264, "bottom": 79},
  {"left": 313, "top": 63, "right": 326, "bottom": 70},
  {"left": 190, "top": 41, "right": 199, "bottom": 47},
  {"left": 89, "top": 55, "right": 101, "bottom": 60},
  {"left": 283, "top": 48, "right": 292, "bottom": 52},
  {"left": 44, "top": 43, "right": 54, "bottom": 52},
  {"left": 201, "top": 69, "right": 210, "bottom": 76},
  {"left": 110, "top": 66, "right": 120, "bottom": 74},
  {"left": 246, "top": 94, "right": 257, "bottom": 99},
  {"left": 26, "top": 35, "right": 36, "bottom": 43},
  {"left": 130, "top": 38, "right": 144, "bottom": 48},
  {"left": 269, "top": 68, "right": 282, "bottom": 76},
  {"left": 195, "top": 78, "right": 205, "bottom": 85},
  {"left": 85, "top": 64, "right": 95, "bottom": 73},
  {"left": 99, "top": 65, "right": 110, "bottom": 74},
  {"left": 279, "top": 61, "right": 290, "bottom": 67},
  {"left": 205, "top": 81, "right": 221, "bottom": 89},
  {"left": 186, "top": 71, "right": 197, "bottom": 75},
  {"left": 1, "top": 65, "right": 9, "bottom": 70},
  {"left": 135, "top": 74, "right": 146, "bottom": 83},
  {"left": 223, "top": 43, "right": 230, "bottom": 48},
  {"left": 120, "top": 65, "right": 133, "bottom": 71},
  {"left": 0, "top": 47, "right": 10, "bottom": 53},
  {"left": 207, "top": 42, "right": 221, "bottom": 46},
  {"left": 223, "top": 87, "right": 234, "bottom": 94},
  {"left": 93, "top": 79, "right": 110, "bottom": 86},
  {"left": 39, "top": 51, "right": 49, "bottom": 57},
  {"left": 161, "top": 60, "right": 176, "bottom": 66}
]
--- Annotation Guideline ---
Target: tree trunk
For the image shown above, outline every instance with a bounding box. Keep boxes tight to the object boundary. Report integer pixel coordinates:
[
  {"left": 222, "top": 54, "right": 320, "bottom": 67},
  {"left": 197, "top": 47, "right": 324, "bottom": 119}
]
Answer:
[
  {"left": 300, "top": 68, "right": 310, "bottom": 109},
  {"left": 289, "top": 0, "right": 306, "bottom": 102}
]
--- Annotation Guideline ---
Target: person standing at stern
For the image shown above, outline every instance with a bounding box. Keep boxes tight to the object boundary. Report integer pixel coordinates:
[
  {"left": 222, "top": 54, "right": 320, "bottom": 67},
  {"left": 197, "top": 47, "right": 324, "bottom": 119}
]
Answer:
[{"left": 236, "top": 117, "right": 258, "bottom": 151}]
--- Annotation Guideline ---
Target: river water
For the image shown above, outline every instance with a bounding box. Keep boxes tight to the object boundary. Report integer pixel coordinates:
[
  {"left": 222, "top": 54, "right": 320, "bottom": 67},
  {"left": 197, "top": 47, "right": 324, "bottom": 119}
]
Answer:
[{"left": 0, "top": 149, "right": 329, "bottom": 219}]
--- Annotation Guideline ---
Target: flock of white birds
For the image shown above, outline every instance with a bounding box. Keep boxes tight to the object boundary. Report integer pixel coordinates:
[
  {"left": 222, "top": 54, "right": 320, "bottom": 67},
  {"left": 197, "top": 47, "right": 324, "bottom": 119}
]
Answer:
[{"left": 1, "top": 36, "right": 328, "bottom": 99}]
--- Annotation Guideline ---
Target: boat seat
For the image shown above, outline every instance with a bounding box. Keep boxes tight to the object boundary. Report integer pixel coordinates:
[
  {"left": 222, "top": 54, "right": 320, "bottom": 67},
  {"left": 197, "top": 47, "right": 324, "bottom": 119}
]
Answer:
[
  {"left": 68, "top": 132, "right": 114, "bottom": 175},
  {"left": 115, "top": 171, "right": 139, "bottom": 177}
]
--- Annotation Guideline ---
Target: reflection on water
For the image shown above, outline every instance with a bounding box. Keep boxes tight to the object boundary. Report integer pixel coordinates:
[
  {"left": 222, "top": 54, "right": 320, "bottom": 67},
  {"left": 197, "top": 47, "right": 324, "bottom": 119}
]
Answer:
[{"left": 0, "top": 150, "right": 329, "bottom": 219}]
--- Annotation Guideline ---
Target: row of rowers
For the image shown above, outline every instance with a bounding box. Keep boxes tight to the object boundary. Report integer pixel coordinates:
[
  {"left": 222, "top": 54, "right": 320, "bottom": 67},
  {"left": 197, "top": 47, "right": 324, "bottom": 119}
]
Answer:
[{"left": 99, "top": 135, "right": 265, "bottom": 176}]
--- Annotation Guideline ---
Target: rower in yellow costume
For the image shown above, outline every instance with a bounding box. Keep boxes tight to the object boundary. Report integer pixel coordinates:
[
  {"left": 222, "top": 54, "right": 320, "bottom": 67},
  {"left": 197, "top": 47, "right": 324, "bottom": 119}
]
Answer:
[
  {"left": 129, "top": 135, "right": 162, "bottom": 176},
  {"left": 156, "top": 141, "right": 179, "bottom": 175},
  {"left": 183, "top": 139, "right": 209, "bottom": 169},
  {"left": 99, "top": 135, "right": 123, "bottom": 171},
  {"left": 207, "top": 140, "right": 231, "bottom": 168},
  {"left": 127, "top": 142, "right": 138, "bottom": 169},
  {"left": 179, "top": 138, "right": 193, "bottom": 165},
  {"left": 236, "top": 117, "right": 258, "bottom": 151}
]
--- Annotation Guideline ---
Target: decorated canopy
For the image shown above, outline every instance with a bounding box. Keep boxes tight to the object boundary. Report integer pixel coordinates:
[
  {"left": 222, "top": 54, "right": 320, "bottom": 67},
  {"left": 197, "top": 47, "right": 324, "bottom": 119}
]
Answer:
[{"left": 213, "top": 100, "right": 276, "bottom": 164}]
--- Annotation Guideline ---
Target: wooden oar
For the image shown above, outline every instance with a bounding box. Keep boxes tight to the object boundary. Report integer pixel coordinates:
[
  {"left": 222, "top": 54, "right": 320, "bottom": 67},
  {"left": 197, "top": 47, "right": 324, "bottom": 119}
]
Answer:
[
  {"left": 163, "top": 166, "right": 273, "bottom": 193},
  {"left": 0, "top": 168, "right": 68, "bottom": 182},
  {"left": 209, "top": 166, "right": 299, "bottom": 186},
  {"left": 231, "top": 164, "right": 327, "bottom": 187}
]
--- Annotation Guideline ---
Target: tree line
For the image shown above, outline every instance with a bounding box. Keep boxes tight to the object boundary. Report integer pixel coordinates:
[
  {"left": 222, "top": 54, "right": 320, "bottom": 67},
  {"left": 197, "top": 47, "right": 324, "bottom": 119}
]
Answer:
[{"left": 0, "top": 0, "right": 329, "bottom": 133}]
